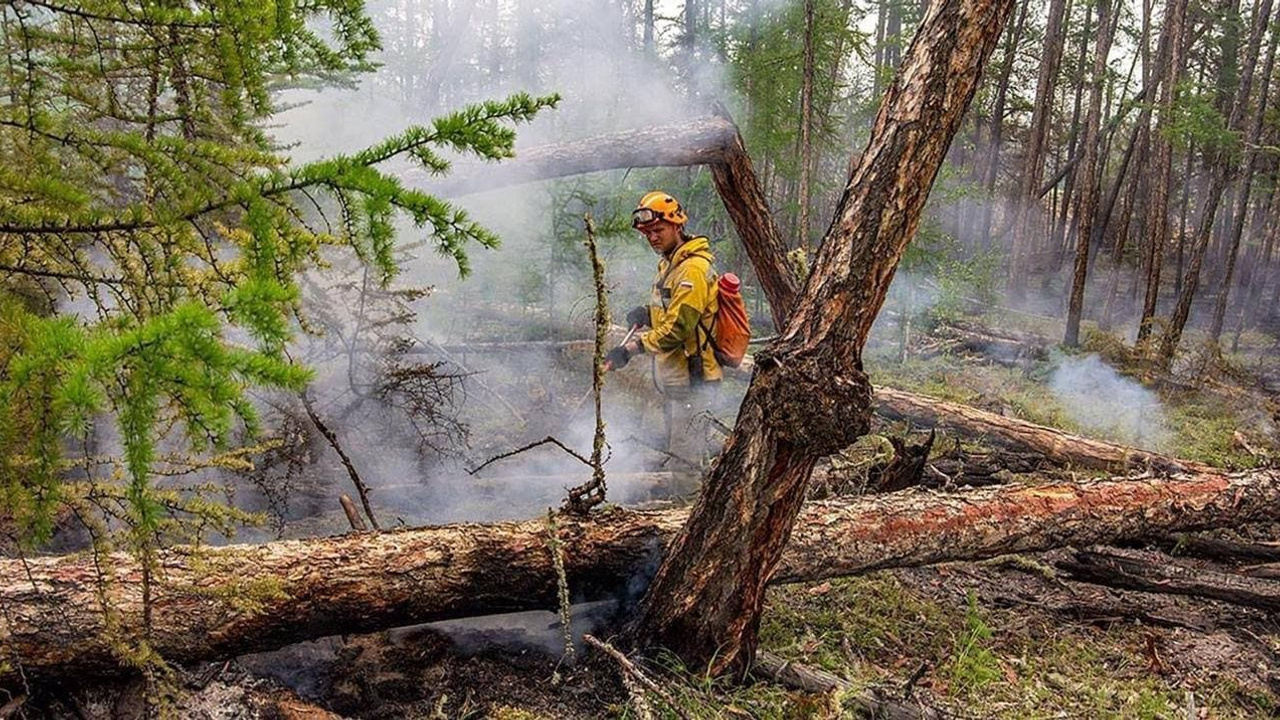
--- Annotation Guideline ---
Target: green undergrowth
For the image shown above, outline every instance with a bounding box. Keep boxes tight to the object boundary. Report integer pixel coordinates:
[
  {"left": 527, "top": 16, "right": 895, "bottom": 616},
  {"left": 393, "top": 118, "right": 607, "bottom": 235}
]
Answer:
[
  {"left": 865, "top": 334, "right": 1264, "bottom": 469},
  {"left": 611, "top": 574, "right": 1273, "bottom": 719}
]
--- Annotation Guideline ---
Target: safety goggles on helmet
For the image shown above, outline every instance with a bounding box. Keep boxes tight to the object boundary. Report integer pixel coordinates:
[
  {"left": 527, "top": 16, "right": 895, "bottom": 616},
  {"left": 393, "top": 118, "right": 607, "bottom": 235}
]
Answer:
[{"left": 631, "top": 207, "right": 662, "bottom": 227}]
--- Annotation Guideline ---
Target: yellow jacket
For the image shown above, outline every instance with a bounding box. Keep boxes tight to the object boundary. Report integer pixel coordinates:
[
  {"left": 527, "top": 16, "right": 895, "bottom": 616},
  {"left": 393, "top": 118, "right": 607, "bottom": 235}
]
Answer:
[{"left": 640, "top": 236, "right": 722, "bottom": 389}]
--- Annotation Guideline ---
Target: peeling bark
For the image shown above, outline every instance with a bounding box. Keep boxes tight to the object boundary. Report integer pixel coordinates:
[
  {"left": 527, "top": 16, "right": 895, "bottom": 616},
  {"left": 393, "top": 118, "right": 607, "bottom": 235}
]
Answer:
[
  {"left": 625, "top": 0, "right": 1016, "bottom": 676},
  {"left": 3, "top": 470, "right": 1278, "bottom": 687}
]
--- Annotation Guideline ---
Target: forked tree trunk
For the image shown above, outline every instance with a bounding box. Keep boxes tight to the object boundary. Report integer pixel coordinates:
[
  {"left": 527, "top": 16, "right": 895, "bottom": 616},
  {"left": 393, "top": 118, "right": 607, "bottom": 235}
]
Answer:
[{"left": 623, "top": 0, "right": 1016, "bottom": 677}]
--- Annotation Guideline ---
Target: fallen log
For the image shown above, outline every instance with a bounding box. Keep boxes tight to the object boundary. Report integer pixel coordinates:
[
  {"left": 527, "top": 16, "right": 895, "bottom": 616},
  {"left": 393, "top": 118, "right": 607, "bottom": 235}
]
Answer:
[
  {"left": 3, "top": 469, "right": 1278, "bottom": 687},
  {"left": 415, "top": 116, "right": 740, "bottom": 197},
  {"left": 872, "top": 387, "right": 1213, "bottom": 474},
  {"left": 753, "top": 651, "right": 942, "bottom": 720},
  {"left": 1159, "top": 534, "right": 1280, "bottom": 563},
  {"left": 1056, "top": 546, "right": 1280, "bottom": 613},
  {"left": 726, "top": 354, "right": 1208, "bottom": 475},
  {"left": 408, "top": 336, "right": 1184, "bottom": 478}
]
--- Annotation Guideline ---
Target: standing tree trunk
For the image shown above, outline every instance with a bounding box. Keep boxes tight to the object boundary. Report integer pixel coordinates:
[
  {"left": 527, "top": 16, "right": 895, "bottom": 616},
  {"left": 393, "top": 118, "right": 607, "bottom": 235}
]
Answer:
[
  {"left": 1137, "top": 0, "right": 1190, "bottom": 344},
  {"left": 1009, "top": 0, "right": 1069, "bottom": 297},
  {"left": 798, "top": 0, "right": 817, "bottom": 253},
  {"left": 1064, "top": 0, "right": 1119, "bottom": 346},
  {"left": 1209, "top": 7, "right": 1279, "bottom": 342},
  {"left": 625, "top": 0, "right": 1015, "bottom": 678},
  {"left": 1159, "top": 0, "right": 1271, "bottom": 366},
  {"left": 979, "top": 0, "right": 1029, "bottom": 246},
  {"left": 1049, "top": 5, "right": 1092, "bottom": 276},
  {"left": 643, "top": 0, "right": 655, "bottom": 53}
]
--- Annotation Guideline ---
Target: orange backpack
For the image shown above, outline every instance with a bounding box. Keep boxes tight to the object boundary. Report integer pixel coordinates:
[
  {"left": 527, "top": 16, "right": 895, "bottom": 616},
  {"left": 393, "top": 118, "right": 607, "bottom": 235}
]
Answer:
[{"left": 706, "top": 273, "right": 750, "bottom": 368}]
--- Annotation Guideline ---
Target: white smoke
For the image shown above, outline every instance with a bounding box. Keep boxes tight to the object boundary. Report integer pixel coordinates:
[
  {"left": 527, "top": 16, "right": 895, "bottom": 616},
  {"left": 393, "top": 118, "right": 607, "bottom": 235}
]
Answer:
[{"left": 1048, "top": 353, "right": 1172, "bottom": 451}]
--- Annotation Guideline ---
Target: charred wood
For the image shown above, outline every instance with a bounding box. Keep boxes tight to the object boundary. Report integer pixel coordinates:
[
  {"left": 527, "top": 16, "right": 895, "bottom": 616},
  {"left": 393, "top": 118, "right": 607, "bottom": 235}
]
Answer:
[
  {"left": 1056, "top": 546, "right": 1280, "bottom": 613},
  {"left": 1160, "top": 534, "right": 1280, "bottom": 564},
  {"left": 4, "top": 469, "right": 1279, "bottom": 686}
]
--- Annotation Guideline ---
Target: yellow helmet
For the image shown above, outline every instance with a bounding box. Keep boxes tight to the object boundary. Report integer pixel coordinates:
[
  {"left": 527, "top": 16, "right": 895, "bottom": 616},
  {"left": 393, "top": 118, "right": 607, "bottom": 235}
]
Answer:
[{"left": 632, "top": 191, "right": 688, "bottom": 228}]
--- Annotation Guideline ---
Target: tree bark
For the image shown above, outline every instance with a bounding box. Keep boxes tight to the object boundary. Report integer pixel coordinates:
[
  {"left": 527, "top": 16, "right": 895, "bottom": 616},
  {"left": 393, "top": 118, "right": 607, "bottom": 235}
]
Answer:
[
  {"left": 624, "top": 0, "right": 1015, "bottom": 678},
  {"left": 5, "top": 469, "right": 1278, "bottom": 687},
  {"left": 1137, "top": 0, "right": 1190, "bottom": 344},
  {"left": 798, "top": 0, "right": 816, "bottom": 253},
  {"left": 1057, "top": 546, "right": 1280, "bottom": 613},
  {"left": 873, "top": 386, "right": 1214, "bottom": 474},
  {"left": 1064, "top": 0, "right": 1119, "bottom": 346},
  {"left": 1009, "top": 0, "right": 1069, "bottom": 297}
]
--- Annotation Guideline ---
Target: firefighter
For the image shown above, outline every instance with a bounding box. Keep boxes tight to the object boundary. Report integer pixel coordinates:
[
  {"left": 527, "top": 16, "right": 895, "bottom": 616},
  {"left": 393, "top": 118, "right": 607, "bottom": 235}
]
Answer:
[{"left": 606, "top": 191, "right": 721, "bottom": 472}]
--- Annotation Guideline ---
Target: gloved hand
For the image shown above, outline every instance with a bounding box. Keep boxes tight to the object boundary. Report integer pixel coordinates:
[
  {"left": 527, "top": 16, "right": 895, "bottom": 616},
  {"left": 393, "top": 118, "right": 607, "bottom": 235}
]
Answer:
[
  {"left": 625, "top": 306, "right": 650, "bottom": 329},
  {"left": 605, "top": 345, "right": 632, "bottom": 370}
]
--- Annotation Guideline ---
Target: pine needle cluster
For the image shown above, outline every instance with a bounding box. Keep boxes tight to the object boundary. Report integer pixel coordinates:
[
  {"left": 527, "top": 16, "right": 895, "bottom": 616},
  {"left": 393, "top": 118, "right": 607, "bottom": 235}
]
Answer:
[{"left": 0, "top": 0, "right": 558, "bottom": 553}]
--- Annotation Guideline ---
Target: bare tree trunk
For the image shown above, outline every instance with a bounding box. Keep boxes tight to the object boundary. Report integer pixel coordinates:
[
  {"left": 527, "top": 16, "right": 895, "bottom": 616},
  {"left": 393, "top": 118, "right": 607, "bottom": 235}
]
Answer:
[
  {"left": 1009, "top": 0, "right": 1070, "bottom": 296},
  {"left": 643, "top": 0, "right": 654, "bottom": 53},
  {"left": 798, "top": 0, "right": 816, "bottom": 253},
  {"left": 1064, "top": 0, "right": 1119, "bottom": 346},
  {"left": 1209, "top": 6, "right": 1279, "bottom": 342},
  {"left": 1099, "top": 132, "right": 1147, "bottom": 329},
  {"left": 1160, "top": 0, "right": 1272, "bottom": 365},
  {"left": 624, "top": 0, "right": 1016, "bottom": 678},
  {"left": 1231, "top": 178, "right": 1280, "bottom": 348},
  {"left": 1137, "top": 0, "right": 1190, "bottom": 344},
  {"left": 979, "top": 0, "right": 1028, "bottom": 246},
  {"left": 1049, "top": 6, "right": 1092, "bottom": 277}
]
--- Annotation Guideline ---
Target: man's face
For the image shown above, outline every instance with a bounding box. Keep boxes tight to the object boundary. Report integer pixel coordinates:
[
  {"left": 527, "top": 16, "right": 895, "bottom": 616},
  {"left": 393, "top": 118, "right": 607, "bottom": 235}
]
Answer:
[{"left": 637, "top": 220, "right": 682, "bottom": 255}]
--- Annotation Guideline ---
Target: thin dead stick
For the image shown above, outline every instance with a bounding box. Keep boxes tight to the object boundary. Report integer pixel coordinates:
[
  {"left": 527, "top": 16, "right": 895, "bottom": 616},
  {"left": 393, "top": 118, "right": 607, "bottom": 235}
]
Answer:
[
  {"left": 339, "top": 495, "right": 368, "bottom": 532},
  {"left": 0, "top": 694, "right": 27, "bottom": 719},
  {"left": 301, "top": 389, "right": 380, "bottom": 531},
  {"left": 583, "top": 635, "right": 692, "bottom": 720},
  {"left": 615, "top": 434, "right": 700, "bottom": 471},
  {"left": 467, "top": 436, "right": 593, "bottom": 476},
  {"left": 565, "top": 214, "right": 610, "bottom": 514}
]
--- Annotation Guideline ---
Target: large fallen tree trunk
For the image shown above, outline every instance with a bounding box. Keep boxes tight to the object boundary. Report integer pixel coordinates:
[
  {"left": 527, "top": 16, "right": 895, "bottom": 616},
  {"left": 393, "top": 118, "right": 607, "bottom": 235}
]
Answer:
[
  {"left": 873, "top": 387, "right": 1213, "bottom": 474},
  {"left": 416, "top": 116, "right": 740, "bottom": 198},
  {"left": 4, "top": 468, "right": 1277, "bottom": 687}
]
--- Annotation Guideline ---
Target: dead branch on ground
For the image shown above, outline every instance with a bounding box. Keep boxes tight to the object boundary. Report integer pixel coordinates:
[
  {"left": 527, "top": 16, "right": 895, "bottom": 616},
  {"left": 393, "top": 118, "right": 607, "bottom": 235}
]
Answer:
[{"left": 301, "top": 389, "right": 380, "bottom": 531}]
